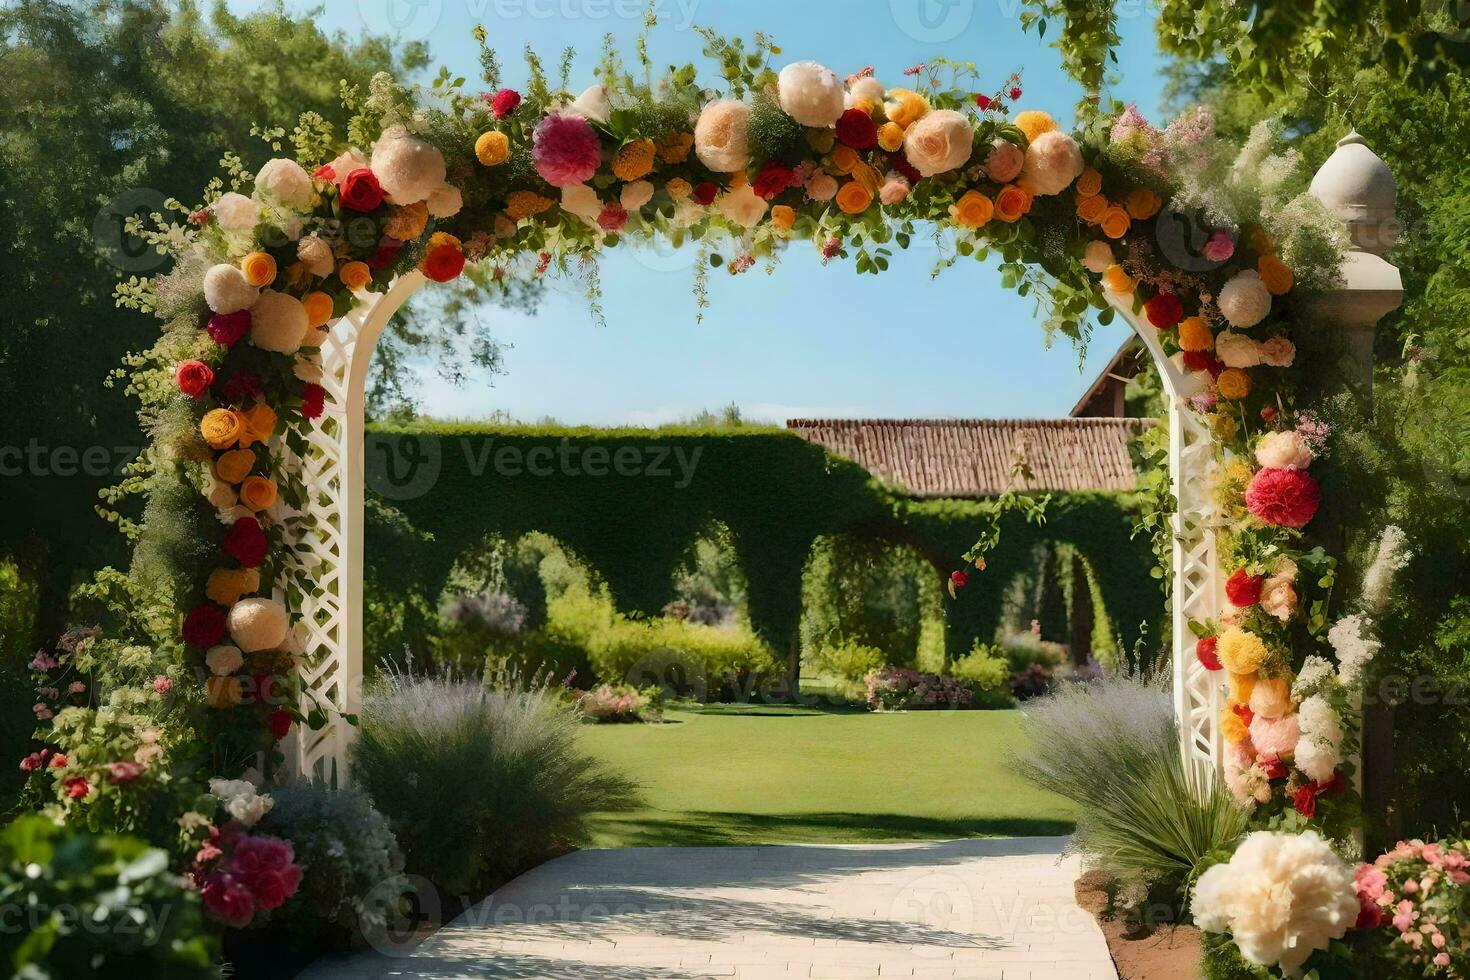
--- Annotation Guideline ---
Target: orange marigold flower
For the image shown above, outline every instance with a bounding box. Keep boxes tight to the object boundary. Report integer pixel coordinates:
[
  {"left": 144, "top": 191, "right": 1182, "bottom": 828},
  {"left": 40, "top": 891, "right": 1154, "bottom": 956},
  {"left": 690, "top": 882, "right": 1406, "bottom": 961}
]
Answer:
[
  {"left": 1103, "top": 264, "right": 1136, "bottom": 294},
  {"left": 1125, "top": 187, "right": 1162, "bottom": 220},
  {"left": 665, "top": 178, "right": 693, "bottom": 201},
  {"left": 505, "top": 190, "right": 554, "bottom": 221},
  {"left": 475, "top": 130, "right": 510, "bottom": 166},
  {"left": 877, "top": 122, "right": 905, "bottom": 153},
  {"left": 384, "top": 201, "right": 429, "bottom": 240},
  {"left": 770, "top": 205, "right": 796, "bottom": 230},
  {"left": 1218, "top": 368, "right": 1253, "bottom": 400},
  {"left": 1178, "top": 316, "right": 1214, "bottom": 352},
  {"left": 1013, "top": 110, "right": 1058, "bottom": 143},
  {"left": 612, "top": 138, "right": 657, "bottom": 181},
  {"left": 656, "top": 132, "right": 694, "bottom": 164}
]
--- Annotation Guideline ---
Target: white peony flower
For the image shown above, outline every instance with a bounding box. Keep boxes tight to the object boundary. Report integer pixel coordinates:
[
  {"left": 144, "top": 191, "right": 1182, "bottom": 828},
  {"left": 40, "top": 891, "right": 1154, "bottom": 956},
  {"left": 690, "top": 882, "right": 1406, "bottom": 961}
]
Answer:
[
  {"left": 225, "top": 792, "right": 274, "bottom": 827},
  {"left": 846, "top": 76, "right": 885, "bottom": 108},
  {"left": 694, "top": 99, "right": 751, "bottom": 173},
  {"left": 620, "top": 179, "right": 655, "bottom": 212},
  {"left": 249, "top": 290, "right": 308, "bottom": 355},
  {"left": 903, "top": 109, "right": 974, "bottom": 177},
  {"left": 1218, "top": 269, "right": 1273, "bottom": 328},
  {"left": 209, "top": 777, "right": 256, "bottom": 800},
  {"left": 1018, "top": 130, "right": 1084, "bottom": 196},
  {"left": 777, "top": 61, "right": 845, "bottom": 127},
  {"left": 716, "top": 184, "right": 768, "bottom": 229},
  {"left": 1191, "top": 830, "right": 1359, "bottom": 977},
  {"left": 205, "top": 645, "right": 244, "bottom": 676},
  {"left": 254, "top": 158, "right": 314, "bottom": 210},
  {"left": 213, "top": 192, "right": 258, "bottom": 232},
  {"left": 1082, "top": 240, "right": 1113, "bottom": 274},
  {"left": 1295, "top": 696, "right": 1344, "bottom": 783},
  {"left": 370, "top": 124, "right": 447, "bottom": 206},
  {"left": 566, "top": 84, "right": 610, "bottom": 125},
  {"left": 1255, "top": 429, "right": 1314, "bottom": 470},
  {"left": 426, "top": 183, "right": 463, "bottom": 218},
  {"left": 1215, "top": 331, "right": 1263, "bottom": 368},
  {"left": 202, "top": 264, "right": 259, "bottom": 315}
]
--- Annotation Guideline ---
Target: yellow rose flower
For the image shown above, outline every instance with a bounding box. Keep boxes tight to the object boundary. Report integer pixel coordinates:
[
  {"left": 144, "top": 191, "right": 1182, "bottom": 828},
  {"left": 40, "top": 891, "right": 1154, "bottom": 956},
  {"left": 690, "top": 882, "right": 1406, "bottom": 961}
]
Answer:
[
  {"left": 1178, "top": 316, "right": 1213, "bottom": 352},
  {"left": 1219, "top": 708, "right": 1248, "bottom": 745},
  {"left": 201, "top": 409, "right": 244, "bottom": 450},
  {"left": 206, "top": 567, "right": 260, "bottom": 607},
  {"left": 214, "top": 448, "right": 256, "bottom": 485},
  {"left": 994, "top": 183, "right": 1032, "bottom": 223},
  {"left": 835, "top": 180, "right": 873, "bottom": 215},
  {"left": 505, "top": 190, "right": 554, "bottom": 221},
  {"left": 1218, "top": 367, "right": 1253, "bottom": 400},
  {"left": 1075, "top": 194, "right": 1107, "bottom": 224},
  {"left": 1013, "top": 110, "right": 1057, "bottom": 143},
  {"left": 238, "top": 402, "right": 277, "bottom": 449},
  {"left": 1125, "top": 187, "right": 1162, "bottom": 220},
  {"left": 338, "top": 260, "right": 371, "bottom": 291},
  {"left": 1103, "top": 264, "right": 1136, "bottom": 294},
  {"left": 302, "top": 291, "right": 334, "bottom": 329},
  {"left": 656, "top": 132, "right": 694, "bottom": 164},
  {"left": 1100, "top": 206, "right": 1131, "bottom": 240},
  {"left": 612, "top": 138, "right": 656, "bottom": 181},
  {"left": 384, "top": 201, "right": 429, "bottom": 240},
  {"left": 665, "top": 178, "right": 692, "bottom": 201},
  {"left": 1074, "top": 167, "right": 1103, "bottom": 198},
  {"left": 475, "top": 130, "right": 510, "bottom": 166},
  {"left": 1257, "top": 255, "right": 1294, "bottom": 295},
  {"left": 241, "top": 252, "right": 277, "bottom": 288},
  {"left": 884, "top": 88, "right": 930, "bottom": 128},
  {"left": 239, "top": 475, "right": 278, "bottom": 512},
  {"left": 206, "top": 675, "right": 243, "bottom": 709},
  {"left": 950, "top": 190, "right": 994, "bottom": 228},
  {"left": 1218, "top": 627, "right": 1268, "bottom": 675},
  {"left": 877, "top": 122, "right": 905, "bottom": 153},
  {"left": 770, "top": 205, "right": 796, "bottom": 231}
]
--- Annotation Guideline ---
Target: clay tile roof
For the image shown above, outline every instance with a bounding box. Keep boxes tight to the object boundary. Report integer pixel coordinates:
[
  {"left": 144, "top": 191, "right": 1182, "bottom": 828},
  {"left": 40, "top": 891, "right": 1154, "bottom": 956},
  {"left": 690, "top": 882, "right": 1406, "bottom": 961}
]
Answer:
[{"left": 785, "top": 418, "right": 1152, "bottom": 498}]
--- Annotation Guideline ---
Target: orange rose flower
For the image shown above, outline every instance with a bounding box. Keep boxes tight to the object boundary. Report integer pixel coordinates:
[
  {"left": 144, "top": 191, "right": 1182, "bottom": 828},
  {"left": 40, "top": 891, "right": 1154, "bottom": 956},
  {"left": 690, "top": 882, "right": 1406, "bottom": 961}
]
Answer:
[
  {"left": 770, "top": 205, "right": 796, "bottom": 231},
  {"left": 994, "top": 184, "right": 1032, "bottom": 223},
  {"left": 1074, "top": 167, "right": 1103, "bottom": 198},
  {"left": 505, "top": 190, "right": 554, "bottom": 221},
  {"left": 302, "top": 291, "right": 334, "bottom": 328},
  {"left": 835, "top": 180, "right": 873, "bottom": 215},
  {"left": 1257, "top": 255, "right": 1295, "bottom": 295},
  {"left": 201, "top": 409, "right": 245, "bottom": 450},
  {"left": 241, "top": 252, "right": 277, "bottom": 288},
  {"left": 338, "top": 261, "right": 371, "bottom": 291},
  {"left": 239, "top": 475, "right": 278, "bottom": 512},
  {"left": 1125, "top": 187, "right": 1162, "bottom": 220},
  {"left": 1178, "top": 316, "right": 1214, "bottom": 352},
  {"left": 206, "top": 675, "right": 243, "bottom": 709},
  {"left": 1075, "top": 194, "right": 1107, "bottom": 224},
  {"left": 950, "top": 191, "right": 994, "bottom": 229},
  {"left": 214, "top": 448, "right": 256, "bottom": 484},
  {"left": 1218, "top": 368, "right": 1253, "bottom": 400},
  {"left": 239, "top": 402, "right": 277, "bottom": 449},
  {"left": 1103, "top": 264, "right": 1136, "bottom": 294},
  {"left": 1100, "top": 206, "right": 1131, "bottom": 240},
  {"left": 830, "top": 145, "right": 860, "bottom": 176},
  {"left": 206, "top": 567, "right": 259, "bottom": 607}
]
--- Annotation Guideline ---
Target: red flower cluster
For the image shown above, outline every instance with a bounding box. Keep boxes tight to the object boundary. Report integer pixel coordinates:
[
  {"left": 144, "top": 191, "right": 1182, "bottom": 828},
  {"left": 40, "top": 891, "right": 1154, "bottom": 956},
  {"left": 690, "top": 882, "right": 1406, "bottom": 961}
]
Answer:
[
  {"left": 421, "top": 240, "right": 466, "bottom": 283},
  {"left": 200, "top": 829, "right": 303, "bottom": 928},
  {"left": 949, "top": 570, "right": 968, "bottom": 589},
  {"left": 340, "top": 168, "right": 384, "bottom": 212},
  {"left": 301, "top": 383, "right": 326, "bottom": 420},
  {"left": 835, "top": 107, "right": 877, "bottom": 149},
  {"left": 1225, "top": 568, "right": 1264, "bottom": 607},
  {"left": 753, "top": 163, "right": 795, "bottom": 200},
  {"left": 693, "top": 181, "right": 719, "bottom": 206},
  {"left": 368, "top": 237, "right": 403, "bottom": 270},
  {"left": 207, "top": 311, "right": 251, "bottom": 348},
  {"left": 1245, "top": 467, "right": 1321, "bottom": 529},
  {"left": 489, "top": 88, "right": 521, "bottom": 119},
  {"left": 183, "top": 604, "right": 226, "bottom": 648},
  {"left": 223, "top": 516, "right": 268, "bottom": 567},
  {"left": 221, "top": 371, "right": 263, "bottom": 405},
  {"left": 1182, "top": 350, "right": 1225, "bottom": 376},
  {"left": 1144, "top": 292, "right": 1184, "bottom": 329}
]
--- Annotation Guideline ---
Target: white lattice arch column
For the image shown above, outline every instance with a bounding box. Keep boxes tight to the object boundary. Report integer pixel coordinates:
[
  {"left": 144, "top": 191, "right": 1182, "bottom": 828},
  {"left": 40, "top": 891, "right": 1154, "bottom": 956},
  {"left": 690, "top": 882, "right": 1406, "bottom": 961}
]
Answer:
[{"left": 282, "top": 271, "right": 1229, "bottom": 783}]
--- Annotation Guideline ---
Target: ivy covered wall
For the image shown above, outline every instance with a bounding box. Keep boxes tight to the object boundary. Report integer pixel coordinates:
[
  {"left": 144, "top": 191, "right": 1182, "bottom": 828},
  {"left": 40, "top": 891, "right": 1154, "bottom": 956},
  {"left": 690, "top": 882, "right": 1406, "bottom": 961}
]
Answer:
[{"left": 364, "top": 423, "right": 1163, "bottom": 664}]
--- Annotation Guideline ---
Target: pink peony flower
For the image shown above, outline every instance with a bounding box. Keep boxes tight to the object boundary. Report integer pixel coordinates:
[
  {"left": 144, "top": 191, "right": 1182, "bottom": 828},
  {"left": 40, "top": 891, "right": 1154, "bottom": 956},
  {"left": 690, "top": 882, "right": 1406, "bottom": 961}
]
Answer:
[
  {"left": 984, "top": 140, "right": 1024, "bottom": 183},
  {"left": 1246, "top": 467, "right": 1321, "bottom": 529},
  {"left": 1248, "top": 711, "right": 1300, "bottom": 758},
  {"left": 202, "top": 872, "right": 256, "bottom": 928},
  {"left": 1203, "top": 231, "right": 1235, "bottom": 262},
  {"left": 29, "top": 651, "right": 58, "bottom": 671},
  {"left": 532, "top": 114, "right": 603, "bottom": 188}
]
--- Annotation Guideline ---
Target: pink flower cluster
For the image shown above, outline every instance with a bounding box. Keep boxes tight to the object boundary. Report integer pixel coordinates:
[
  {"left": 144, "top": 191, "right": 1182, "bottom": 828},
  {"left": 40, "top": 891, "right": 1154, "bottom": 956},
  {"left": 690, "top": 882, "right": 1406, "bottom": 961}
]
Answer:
[
  {"left": 1355, "top": 838, "right": 1470, "bottom": 974},
  {"left": 198, "top": 824, "right": 303, "bottom": 928},
  {"left": 865, "top": 667, "right": 974, "bottom": 711}
]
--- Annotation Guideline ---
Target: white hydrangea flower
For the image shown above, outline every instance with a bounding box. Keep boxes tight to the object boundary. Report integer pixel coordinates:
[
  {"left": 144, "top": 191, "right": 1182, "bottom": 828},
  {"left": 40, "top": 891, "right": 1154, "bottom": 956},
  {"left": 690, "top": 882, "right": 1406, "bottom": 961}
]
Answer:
[
  {"left": 1295, "top": 695, "right": 1344, "bottom": 783},
  {"left": 1328, "top": 614, "right": 1381, "bottom": 687}
]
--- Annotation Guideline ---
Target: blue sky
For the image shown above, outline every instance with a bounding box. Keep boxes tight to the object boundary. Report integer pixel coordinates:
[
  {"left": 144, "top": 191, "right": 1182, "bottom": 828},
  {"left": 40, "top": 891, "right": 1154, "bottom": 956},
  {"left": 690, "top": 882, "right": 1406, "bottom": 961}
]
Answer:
[{"left": 233, "top": 0, "right": 1171, "bottom": 424}]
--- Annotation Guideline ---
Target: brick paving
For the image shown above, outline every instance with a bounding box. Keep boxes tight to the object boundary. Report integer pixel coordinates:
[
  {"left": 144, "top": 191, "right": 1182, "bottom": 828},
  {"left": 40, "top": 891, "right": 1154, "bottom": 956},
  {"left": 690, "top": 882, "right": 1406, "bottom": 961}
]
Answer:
[{"left": 300, "top": 837, "right": 1118, "bottom": 979}]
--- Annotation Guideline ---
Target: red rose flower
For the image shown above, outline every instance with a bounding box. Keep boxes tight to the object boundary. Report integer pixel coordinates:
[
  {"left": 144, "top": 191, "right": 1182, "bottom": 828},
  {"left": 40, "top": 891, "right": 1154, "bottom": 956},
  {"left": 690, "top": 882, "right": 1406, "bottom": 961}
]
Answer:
[
  {"left": 891, "top": 153, "right": 922, "bottom": 186},
  {"left": 1245, "top": 467, "right": 1321, "bottom": 529},
  {"left": 367, "top": 236, "right": 403, "bottom": 270},
  {"left": 267, "top": 709, "right": 293, "bottom": 740},
  {"left": 63, "top": 776, "right": 90, "bottom": 799},
  {"left": 975, "top": 94, "right": 992, "bottom": 110},
  {"left": 249, "top": 868, "right": 293, "bottom": 911},
  {"left": 340, "top": 168, "right": 385, "bottom": 212},
  {"left": 1195, "top": 635, "right": 1221, "bottom": 671},
  {"left": 201, "top": 873, "right": 255, "bottom": 928},
  {"left": 183, "top": 604, "right": 227, "bottom": 648},
  {"left": 223, "top": 516, "right": 268, "bottom": 567},
  {"left": 176, "top": 360, "right": 214, "bottom": 399},
  {"left": 835, "top": 107, "right": 878, "bottom": 150},
  {"left": 490, "top": 88, "right": 521, "bottom": 119},
  {"left": 1260, "top": 405, "right": 1279, "bottom": 423},
  {"left": 421, "top": 241, "right": 466, "bottom": 282},
  {"left": 693, "top": 181, "right": 719, "bottom": 206},
  {"left": 1182, "top": 350, "right": 1225, "bottom": 377},
  {"left": 301, "top": 383, "right": 326, "bottom": 420},
  {"left": 207, "top": 311, "right": 251, "bottom": 348},
  {"left": 950, "top": 570, "right": 968, "bottom": 589},
  {"left": 313, "top": 163, "right": 335, "bottom": 181},
  {"left": 753, "top": 163, "right": 795, "bottom": 200},
  {"left": 221, "top": 371, "right": 263, "bottom": 405},
  {"left": 1293, "top": 783, "right": 1319, "bottom": 818},
  {"left": 1144, "top": 292, "right": 1184, "bottom": 329},
  {"left": 1225, "top": 568, "right": 1264, "bottom": 607}
]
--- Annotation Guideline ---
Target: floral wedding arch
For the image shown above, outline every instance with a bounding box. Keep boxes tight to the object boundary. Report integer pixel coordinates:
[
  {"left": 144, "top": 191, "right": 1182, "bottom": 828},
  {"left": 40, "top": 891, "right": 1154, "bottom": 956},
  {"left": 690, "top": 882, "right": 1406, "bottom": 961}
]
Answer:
[{"left": 34, "top": 33, "right": 1404, "bottom": 935}]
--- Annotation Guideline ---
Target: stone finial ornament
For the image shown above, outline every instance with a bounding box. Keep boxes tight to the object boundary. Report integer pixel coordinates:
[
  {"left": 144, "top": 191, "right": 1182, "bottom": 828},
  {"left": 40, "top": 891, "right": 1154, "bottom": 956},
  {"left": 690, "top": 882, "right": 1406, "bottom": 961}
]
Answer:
[{"left": 1308, "top": 130, "right": 1401, "bottom": 257}]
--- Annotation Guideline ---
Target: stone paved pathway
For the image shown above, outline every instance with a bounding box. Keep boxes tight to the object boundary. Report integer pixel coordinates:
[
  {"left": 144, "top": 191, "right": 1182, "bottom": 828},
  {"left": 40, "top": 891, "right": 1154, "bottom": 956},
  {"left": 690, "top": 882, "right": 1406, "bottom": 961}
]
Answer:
[{"left": 300, "top": 837, "right": 1118, "bottom": 979}]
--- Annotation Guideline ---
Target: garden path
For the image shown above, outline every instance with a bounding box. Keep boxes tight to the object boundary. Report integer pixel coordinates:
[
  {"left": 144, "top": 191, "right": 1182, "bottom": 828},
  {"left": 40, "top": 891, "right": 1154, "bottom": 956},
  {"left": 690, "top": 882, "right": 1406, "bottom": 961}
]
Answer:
[{"left": 300, "top": 837, "right": 1118, "bottom": 979}]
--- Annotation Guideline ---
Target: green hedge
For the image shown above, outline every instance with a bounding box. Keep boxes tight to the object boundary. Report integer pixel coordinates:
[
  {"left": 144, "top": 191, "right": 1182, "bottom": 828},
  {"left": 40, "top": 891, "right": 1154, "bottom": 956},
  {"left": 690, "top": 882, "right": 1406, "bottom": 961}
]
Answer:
[{"left": 364, "top": 424, "right": 1163, "bottom": 667}]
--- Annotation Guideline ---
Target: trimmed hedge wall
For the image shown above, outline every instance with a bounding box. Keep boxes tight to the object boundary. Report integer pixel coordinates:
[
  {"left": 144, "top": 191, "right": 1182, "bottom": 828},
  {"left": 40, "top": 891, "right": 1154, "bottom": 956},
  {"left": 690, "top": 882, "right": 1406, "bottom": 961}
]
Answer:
[{"left": 364, "top": 423, "right": 1162, "bottom": 664}]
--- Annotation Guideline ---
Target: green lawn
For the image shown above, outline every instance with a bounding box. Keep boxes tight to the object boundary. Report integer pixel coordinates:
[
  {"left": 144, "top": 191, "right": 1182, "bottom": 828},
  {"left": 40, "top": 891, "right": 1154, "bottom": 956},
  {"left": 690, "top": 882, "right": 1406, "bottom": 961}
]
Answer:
[{"left": 580, "top": 703, "right": 1075, "bottom": 848}]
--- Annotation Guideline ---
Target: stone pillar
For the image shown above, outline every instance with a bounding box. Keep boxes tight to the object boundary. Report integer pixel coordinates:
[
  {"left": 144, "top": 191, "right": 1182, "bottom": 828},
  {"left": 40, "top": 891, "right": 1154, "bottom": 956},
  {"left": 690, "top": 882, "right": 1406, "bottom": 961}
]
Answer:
[{"left": 1302, "top": 131, "right": 1404, "bottom": 839}]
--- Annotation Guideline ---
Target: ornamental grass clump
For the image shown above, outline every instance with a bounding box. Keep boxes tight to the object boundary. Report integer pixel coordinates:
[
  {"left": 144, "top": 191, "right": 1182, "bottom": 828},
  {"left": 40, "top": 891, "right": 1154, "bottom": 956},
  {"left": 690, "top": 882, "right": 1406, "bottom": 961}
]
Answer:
[
  {"left": 1009, "top": 672, "right": 1247, "bottom": 907},
  {"left": 353, "top": 671, "right": 637, "bottom": 895}
]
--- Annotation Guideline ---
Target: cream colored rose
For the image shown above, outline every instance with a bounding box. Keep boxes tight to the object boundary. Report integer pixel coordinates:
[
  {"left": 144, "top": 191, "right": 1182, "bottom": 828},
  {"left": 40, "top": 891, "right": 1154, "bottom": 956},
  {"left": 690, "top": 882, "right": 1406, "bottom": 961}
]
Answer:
[
  {"left": 1215, "top": 331, "right": 1263, "bottom": 368},
  {"left": 620, "top": 180, "right": 655, "bottom": 212},
  {"left": 254, "top": 158, "right": 314, "bottom": 209},
  {"left": 806, "top": 171, "right": 839, "bottom": 201},
  {"left": 1082, "top": 241, "right": 1113, "bottom": 274},
  {"left": 694, "top": 99, "right": 751, "bottom": 173},
  {"left": 716, "top": 185, "right": 768, "bottom": 228},
  {"left": 903, "top": 110, "right": 974, "bottom": 177},
  {"left": 297, "top": 235, "right": 334, "bottom": 278},
  {"left": 1259, "top": 336, "right": 1296, "bottom": 367},
  {"left": 560, "top": 183, "right": 602, "bottom": 221},
  {"left": 1255, "top": 430, "right": 1313, "bottom": 470},
  {"left": 846, "top": 76, "right": 885, "bottom": 108},
  {"left": 213, "top": 192, "right": 257, "bottom": 232},
  {"left": 1260, "top": 574, "right": 1298, "bottom": 622},
  {"left": 205, "top": 644, "right": 244, "bottom": 676}
]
